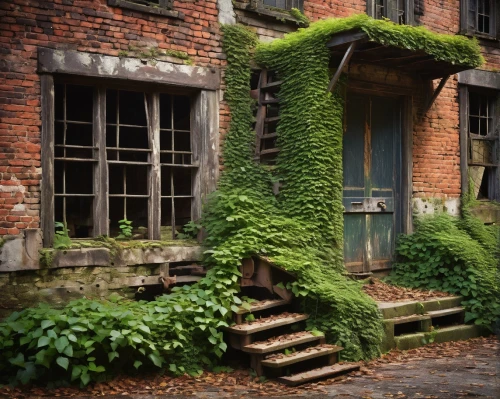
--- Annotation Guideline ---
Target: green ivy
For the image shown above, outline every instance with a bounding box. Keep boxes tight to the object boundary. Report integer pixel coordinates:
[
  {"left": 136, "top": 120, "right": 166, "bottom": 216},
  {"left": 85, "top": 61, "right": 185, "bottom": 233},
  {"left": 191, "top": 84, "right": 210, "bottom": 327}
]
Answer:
[{"left": 388, "top": 210, "right": 499, "bottom": 329}]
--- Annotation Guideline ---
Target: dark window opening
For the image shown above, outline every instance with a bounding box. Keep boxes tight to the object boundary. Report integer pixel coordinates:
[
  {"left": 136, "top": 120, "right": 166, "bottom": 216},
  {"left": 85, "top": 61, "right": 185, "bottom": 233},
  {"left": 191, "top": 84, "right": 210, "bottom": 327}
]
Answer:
[
  {"left": 54, "top": 83, "right": 96, "bottom": 238},
  {"left": 467, "top": 90, "right": 499, "bottom": 201},
  {"left": 262, "top": 0, "right": 303, "bottom": 11},
  {"left": 466, "top": 0, "right": 495, "bottom": 36},
  {"left": 53, "top": 83, "right": 196, "bottom": 241},
  {"left": 372, "top": 0, "right": 407, "bottom": 24},
  {"left": 159, "top": 94, "right": 194, "bottom": 240}
]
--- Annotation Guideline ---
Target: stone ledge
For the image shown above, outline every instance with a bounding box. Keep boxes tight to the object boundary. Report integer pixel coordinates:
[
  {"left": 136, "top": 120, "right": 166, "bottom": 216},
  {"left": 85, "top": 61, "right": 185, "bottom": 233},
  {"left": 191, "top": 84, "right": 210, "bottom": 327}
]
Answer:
[{"left": 48, "top": 245, "right": 204, "bottom": 269}]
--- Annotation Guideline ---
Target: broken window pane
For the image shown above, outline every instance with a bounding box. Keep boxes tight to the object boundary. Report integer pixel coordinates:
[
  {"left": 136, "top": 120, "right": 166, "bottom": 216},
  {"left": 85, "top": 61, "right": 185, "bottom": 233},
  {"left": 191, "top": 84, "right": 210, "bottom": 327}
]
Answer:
[
  {"left": 54, "top": 83, "right": 95, "bottom": 238},
  {"left": 467, "top": 89, "right": 499, "bottom": 201},
  {"left": 159, "top": 94, "right": 194, "bottom": 239}
]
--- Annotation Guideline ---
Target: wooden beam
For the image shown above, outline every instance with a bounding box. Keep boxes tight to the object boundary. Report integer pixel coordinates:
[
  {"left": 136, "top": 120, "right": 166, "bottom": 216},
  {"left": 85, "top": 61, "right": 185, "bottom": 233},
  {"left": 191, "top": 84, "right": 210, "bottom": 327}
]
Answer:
[
  {"left": 37, "top": 48, "right": 220, "bottom": 91},
  {"left": 424, "top": 75, "right": 450, "bottom": 114},
  {"left": 148, "top": 93, "right": 161, "bottom": 240},
  {"left": 326, "top": 30, "right": 368, "bottom": 48},
  {"left": 41, "top": 75, "right": 55, "bottom": 248},
  {"left": 93, "top": 87, "right": 108, "bottom": 236},
  {"left": 327, "top": 42, "right": 357, "bottom": 93}
]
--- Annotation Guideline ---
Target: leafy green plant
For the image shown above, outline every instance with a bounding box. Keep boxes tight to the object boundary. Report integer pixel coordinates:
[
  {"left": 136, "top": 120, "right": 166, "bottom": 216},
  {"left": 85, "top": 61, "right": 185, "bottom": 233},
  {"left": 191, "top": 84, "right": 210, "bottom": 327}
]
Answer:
[
  {"left": 54, "top": 222, "right": 72, "bottom": 249},
  {"left": 388, "top": 212, "right": 499, "bottom": 330},
  {"left": 176, "top": 221, "right": 202, "bottom": 240},
  {"left": 421, "top": 326, "right": 438, "bottom": 345},
  {"left": 117, "top": 219, "right": 133, "bottom": 240}
]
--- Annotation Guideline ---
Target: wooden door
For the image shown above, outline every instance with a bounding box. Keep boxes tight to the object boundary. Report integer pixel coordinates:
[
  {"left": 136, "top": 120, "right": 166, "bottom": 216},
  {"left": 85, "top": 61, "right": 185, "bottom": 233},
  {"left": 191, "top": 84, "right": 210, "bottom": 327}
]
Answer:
[{"left": 343, "top": 94, "right": 402, "bottom": 273}]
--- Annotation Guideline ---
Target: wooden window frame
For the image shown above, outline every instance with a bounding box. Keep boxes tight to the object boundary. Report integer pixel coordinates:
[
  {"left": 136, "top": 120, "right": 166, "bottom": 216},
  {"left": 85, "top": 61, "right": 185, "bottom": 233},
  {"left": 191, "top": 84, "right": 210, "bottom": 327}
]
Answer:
[
  {"left": 39, "top": 49, "right": 219, "bottom": 247},
  {"left": 460, "top": 0, "right": 499, "bottom": 40},
  {"left": 260, "top": 0, "right": 304, "bottom": 12},
  {"left": 459, "top": 70, "right": 500, "bottom": 202},
  {"left": 107, "top": 0, "right": 183, "bottom": 19},
  {"left": 367, "top": 0, "right": 415, "bottom": 25}
]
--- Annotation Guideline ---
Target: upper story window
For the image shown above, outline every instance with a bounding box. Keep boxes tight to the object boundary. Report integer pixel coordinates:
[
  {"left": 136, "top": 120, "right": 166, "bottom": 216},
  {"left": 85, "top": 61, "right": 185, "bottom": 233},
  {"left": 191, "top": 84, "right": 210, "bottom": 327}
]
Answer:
[
  {"left": 367, "top": 0, "right": 415, "bottom": 25},
  {"left": 461, "top": 0, "right": 498, "bottom": 39},
  {"left": 262, "top": 0, "right": 303, "bottom": 11},
  {"left": 107, "top": 0, "right": 181, "bottom": 18}
]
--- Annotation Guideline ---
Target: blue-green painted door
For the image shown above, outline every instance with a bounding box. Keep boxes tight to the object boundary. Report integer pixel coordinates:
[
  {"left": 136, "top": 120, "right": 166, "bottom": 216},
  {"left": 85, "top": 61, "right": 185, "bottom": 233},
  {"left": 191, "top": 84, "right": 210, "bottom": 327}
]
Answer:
[{"left": 343, "top": 95, "right": 402, "bottom": 273}]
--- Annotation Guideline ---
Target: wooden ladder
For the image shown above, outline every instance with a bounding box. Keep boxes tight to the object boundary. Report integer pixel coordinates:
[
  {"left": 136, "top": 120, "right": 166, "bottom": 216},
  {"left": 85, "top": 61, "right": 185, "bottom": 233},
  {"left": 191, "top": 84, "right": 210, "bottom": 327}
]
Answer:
[{"left": 252, "top": 69, "right": 282, "bottom": 165}]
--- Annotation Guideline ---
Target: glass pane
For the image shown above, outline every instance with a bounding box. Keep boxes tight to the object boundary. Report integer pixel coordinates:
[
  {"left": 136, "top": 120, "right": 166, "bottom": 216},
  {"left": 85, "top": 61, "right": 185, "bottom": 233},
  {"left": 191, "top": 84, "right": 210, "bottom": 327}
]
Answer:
[
  {"left": 161, "top": 166, "right": 172, "bottom": 196},
  {"left": 109, "top": 164, "right": 124, "bottom": 194},
  {"left": 65, "top": 196, "right": 94, "bottom": 238},
  {"left": 173, "top": 96, "right": 191, "bottom": 130},
  {"left": 55, "top": 84, "right": 64, "bottom": 120},
  {"left": 109, "top": 197, "right": 125, "bottom": 236},
  {"left": 160, "top": 198, "right": 173, "bottom": 240},
  {"left": 106, "top": 89, "right": 118, "bottom": 124},
  {"left": 174, "top": 198, "right": 191, "bottom": 227},
  {"left": 174, "top": 131, "right": 191, "bottom": 152},
  {"left": 66, "top": 123, "right": 93, "bottom": 147},
  {"left": 126, "top": 165, "right": 148, "bottom": 195},
  {"left": 66, "top": 161, "right": 93, "bottom": 194},
  {"left": 159, "top": 94, "right": 172, "bottom": 129},
  {"left": 119, "top": 90, "right": 147, "bottom": 126},
  {"left": 66, "top": 85, "right": 93, "bottom": 122},
  {"left": 119, "top": 126, "right": 149, "bottom": 149},
  {"left": 160, "top": 130, "right": 172, "bottom": 151},
  {"left": 126, "top": 197, "right": 148, "bottom": 232},
  {"left": 173, "top": 168, "right": 192, "bottom": 196}
]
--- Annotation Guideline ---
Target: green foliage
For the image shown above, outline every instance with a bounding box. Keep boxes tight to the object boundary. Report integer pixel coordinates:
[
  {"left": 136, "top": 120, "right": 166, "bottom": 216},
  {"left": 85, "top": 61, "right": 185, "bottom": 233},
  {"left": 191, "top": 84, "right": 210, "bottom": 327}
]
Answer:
[
  {"left": 201, "top": 23, "right": 384, "bottom": 362},
  {"left": 117, "top": 219, "right": 133, "bottom": 240},
  {"left": 0, "top": 280, "right": 237, "bottom": 385},
  {"left": 176, "top": 221, "right": 202, "bottom": 240},
  {"left": 289, "top": 8, "right": 309, "bottom": 26},
  {"left": 388, "top": 213, "right": 499, "bottom": 330},
  {"left": 53, "top": 222, "right": 72, "bottom": 250}
]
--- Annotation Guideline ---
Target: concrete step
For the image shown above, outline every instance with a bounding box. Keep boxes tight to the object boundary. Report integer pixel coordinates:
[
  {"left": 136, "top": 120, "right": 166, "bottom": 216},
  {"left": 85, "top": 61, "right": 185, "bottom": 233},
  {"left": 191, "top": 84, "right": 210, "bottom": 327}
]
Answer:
[
  {"left": 242, "top": 331, "right": 324, "bottom": 354},
  {"left": 427, "top": 306, "right": 464, "bottom": 318},
  {"left": 277, "top": 363, "right": 361, "bottom": 386},
  {"left": 393, "top": 324, "right": 485, "bottom": 350},
  {"left": 261, "top": 344, "right": 342, "bottom": 368},
  {"left": 224, "top": 313, "right": 308, "bottom": 335}
]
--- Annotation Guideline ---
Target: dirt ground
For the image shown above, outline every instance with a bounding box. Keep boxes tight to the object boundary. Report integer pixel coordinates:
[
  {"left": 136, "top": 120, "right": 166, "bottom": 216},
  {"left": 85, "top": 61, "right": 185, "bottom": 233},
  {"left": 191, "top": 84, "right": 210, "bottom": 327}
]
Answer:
[{"left": 1, "top": 336, "right": 497, "bottom": 399}]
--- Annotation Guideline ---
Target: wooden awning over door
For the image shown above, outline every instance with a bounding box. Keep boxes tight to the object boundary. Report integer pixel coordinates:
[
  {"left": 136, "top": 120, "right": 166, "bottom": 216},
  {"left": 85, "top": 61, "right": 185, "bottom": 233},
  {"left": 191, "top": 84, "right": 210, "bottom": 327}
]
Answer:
[{"left": 327, "top": 29, "right": 474, "bottom": 81}]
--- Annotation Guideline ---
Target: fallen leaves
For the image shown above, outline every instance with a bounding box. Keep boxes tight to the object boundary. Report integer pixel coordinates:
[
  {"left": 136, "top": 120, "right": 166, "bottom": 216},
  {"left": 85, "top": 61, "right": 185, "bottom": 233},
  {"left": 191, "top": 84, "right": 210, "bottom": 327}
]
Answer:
[
  {"left": 0, "top": 336, "right": 496, "bottom": 398},
  {"left": 362, "top": 278, "right": 451, "bottom": 303}
]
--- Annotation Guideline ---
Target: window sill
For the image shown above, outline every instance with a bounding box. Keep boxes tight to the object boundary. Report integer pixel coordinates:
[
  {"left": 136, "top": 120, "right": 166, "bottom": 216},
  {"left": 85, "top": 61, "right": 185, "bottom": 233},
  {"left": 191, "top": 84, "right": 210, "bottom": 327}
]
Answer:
[
  {"left": 233, "top": 3, "right": 307, "bottom": 27},
  {"left": 43, "top": 242, "right": 204, "bottom": 269},
  {"left": 107, "top": 0, "right": 184, "bottom": 19},
  {"left": 460, "top": 30, "right": 500, "bottom": 46}
]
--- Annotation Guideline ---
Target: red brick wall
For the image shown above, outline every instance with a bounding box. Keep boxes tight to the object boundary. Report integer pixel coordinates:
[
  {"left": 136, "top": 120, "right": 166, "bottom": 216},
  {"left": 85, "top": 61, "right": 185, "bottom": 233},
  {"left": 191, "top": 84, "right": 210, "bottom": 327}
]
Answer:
[
  {"left": 1, "top": 0, "right": 499, "bottom": 237},
  {"left": 0, "top": 0, "right": 226, "bottom": 236}
]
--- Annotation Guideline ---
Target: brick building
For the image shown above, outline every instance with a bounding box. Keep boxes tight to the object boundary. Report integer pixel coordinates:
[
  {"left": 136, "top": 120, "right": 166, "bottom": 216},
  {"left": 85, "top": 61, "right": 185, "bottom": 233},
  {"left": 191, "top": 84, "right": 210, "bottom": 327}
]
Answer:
[{"left": 0, "top": 1, "right": 498, "bottom": 309}]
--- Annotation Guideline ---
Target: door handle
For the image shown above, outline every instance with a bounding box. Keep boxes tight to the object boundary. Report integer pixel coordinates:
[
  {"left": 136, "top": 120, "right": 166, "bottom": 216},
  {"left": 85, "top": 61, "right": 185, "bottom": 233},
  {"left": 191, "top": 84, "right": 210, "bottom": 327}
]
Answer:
[
  {"left": 351, "top": 201, "right": 362, "bottom": 205},
  {"left": 377, "top": 201, "right": 387, "bottom": 210}
]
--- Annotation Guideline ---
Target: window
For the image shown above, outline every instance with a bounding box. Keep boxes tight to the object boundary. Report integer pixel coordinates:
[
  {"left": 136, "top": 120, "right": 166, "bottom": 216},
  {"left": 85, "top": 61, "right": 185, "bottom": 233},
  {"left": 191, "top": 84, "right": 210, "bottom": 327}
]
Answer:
[
  {"left": 261, "top": 0, "right": 303, "bottom": 11},
  {"left": 39, "top": 48, "right": 219, "bottom": 247},
  {"left": 107, "top": 0, "right": 181, "bottom": 18},
  {"left": 53, "top": 83, "right": 196, "bottom": 240},
  {"left": 461, "top": 0, "right": 498, "bottom": 38},
  {"left": 465, "top": 90, "right": 499, "bottom": 200},
  {"left": 367, "top": 0, "right": 415, "bottom": 25}
]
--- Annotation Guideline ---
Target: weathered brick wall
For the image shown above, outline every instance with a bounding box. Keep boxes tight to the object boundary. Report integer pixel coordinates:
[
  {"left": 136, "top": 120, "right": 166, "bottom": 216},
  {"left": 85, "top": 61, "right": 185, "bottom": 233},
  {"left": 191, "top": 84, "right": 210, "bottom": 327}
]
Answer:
[
  {"left": 0, "top": 0, "right": 226, "bottom": 237},
  {"left": 1, "top": 0, "right": 500, "bottom": 239}
]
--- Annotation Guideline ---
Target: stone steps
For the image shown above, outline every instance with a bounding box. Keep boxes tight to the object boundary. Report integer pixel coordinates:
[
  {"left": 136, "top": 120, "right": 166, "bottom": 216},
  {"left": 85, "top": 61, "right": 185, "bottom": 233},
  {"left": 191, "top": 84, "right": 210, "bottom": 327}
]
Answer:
[{"left": 380, "top": 296, "right": 484, "bottom": 351}]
